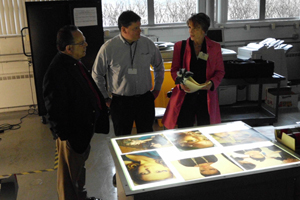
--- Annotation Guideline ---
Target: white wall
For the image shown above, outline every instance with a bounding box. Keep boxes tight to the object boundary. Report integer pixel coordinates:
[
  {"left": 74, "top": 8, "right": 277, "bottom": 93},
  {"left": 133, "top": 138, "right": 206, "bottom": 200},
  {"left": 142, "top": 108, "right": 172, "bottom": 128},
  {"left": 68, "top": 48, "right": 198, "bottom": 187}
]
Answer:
[{"left": 0, "top": 35, "right": 37, "bottom": 113}]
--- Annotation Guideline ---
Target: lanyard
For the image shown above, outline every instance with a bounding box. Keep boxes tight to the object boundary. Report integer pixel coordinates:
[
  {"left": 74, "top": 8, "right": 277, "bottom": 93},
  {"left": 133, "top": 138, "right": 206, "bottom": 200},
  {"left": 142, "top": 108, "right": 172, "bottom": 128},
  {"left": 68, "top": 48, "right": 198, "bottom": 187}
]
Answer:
[{"left": 130, "top": 41, "right": 138, "bottom": 68}]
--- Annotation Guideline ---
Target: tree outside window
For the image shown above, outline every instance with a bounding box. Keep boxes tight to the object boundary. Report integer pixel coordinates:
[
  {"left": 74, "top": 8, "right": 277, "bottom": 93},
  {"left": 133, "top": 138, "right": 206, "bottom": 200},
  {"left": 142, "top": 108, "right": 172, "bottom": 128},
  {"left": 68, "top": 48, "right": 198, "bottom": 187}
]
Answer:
[
  {"left": 266, "top": 0, "right": 300, "bottom": 18},
  {"left": 154, "top": 0, "right": 196, "bottom": 24},
  {"left": 102, "top": 0, "right": 147, "bottom": 27},
  {"left": 101, "top": 0, "right": 196, "bottom": 27},
  {"left": 228, "top": 0, "right": 300, "bottom": 21},
  {"left": 228, "top": 0, "right": 259, "bottom": 20}
]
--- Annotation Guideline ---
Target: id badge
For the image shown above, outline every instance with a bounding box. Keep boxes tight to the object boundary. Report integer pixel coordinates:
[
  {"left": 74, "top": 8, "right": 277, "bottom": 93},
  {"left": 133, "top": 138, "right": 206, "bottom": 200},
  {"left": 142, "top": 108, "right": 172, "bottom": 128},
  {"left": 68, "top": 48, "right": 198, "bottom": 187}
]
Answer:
[
  {"left": 197, "top": 52, "right": 209, "bottom": 61},
  {"left": 128, "top": 68, "right": 137, "bottom": 74}
]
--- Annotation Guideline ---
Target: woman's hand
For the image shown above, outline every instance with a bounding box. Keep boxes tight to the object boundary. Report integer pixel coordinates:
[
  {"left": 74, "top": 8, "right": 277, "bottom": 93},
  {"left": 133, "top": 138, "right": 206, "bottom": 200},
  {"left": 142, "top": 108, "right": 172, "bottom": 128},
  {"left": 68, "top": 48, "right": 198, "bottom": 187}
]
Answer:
[
  {"left": 201, "top": 81, "right": 212, "bottom": 90},
  {"left": 180, "top": 83, "right": 190, "bottom": 92}
]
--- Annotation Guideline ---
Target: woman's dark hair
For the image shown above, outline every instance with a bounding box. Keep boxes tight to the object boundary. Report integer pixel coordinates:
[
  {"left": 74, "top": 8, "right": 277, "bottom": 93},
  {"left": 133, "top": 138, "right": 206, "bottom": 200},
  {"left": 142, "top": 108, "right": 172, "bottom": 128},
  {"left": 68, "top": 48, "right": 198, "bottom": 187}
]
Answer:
[
  {"left": 118, "top": 10, "right": 141, "bottom": 31},
  {"left": 187, "top": 13, "right": 211, "bottom": 33},
  {"left": 56, "top": 25, "right": 78, "bottom": 51}
]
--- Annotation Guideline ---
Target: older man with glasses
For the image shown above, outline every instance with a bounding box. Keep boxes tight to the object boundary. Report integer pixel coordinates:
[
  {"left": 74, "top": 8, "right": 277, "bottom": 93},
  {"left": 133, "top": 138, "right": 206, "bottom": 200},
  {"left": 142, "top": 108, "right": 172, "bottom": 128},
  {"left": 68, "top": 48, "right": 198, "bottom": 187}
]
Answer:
[{"left": 43, "top": 25, "right": 109, "bottom": 200}]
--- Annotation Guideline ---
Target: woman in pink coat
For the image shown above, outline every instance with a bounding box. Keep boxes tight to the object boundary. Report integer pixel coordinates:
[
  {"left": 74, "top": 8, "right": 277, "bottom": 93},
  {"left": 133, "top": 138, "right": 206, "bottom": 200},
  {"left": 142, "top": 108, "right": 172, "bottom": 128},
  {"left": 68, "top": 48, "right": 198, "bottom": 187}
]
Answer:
[{"left": 162, "top": 13, "right": 225, "bottom": 129}]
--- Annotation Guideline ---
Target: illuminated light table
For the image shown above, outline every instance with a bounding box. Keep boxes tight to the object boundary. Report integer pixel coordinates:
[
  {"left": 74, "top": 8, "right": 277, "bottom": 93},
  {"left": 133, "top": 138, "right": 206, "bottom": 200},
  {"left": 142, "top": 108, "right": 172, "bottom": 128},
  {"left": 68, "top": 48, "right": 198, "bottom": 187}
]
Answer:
[{"left": 109, "top": 121, "right": 300, "bottom": 200}]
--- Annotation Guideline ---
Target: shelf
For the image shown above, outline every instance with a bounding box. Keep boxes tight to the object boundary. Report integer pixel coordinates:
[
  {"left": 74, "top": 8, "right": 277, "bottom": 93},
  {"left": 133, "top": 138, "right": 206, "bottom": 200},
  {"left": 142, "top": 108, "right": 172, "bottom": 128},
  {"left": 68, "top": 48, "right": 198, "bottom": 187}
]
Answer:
[
  {"left": 219, "top": 73, "right": 285, "bottom": 126},
  {"left": 220, "top": 102, "right": 276, "bottom": 126},
  {"left": 220, "top": 73, "right": 285, "bottom": 86}
]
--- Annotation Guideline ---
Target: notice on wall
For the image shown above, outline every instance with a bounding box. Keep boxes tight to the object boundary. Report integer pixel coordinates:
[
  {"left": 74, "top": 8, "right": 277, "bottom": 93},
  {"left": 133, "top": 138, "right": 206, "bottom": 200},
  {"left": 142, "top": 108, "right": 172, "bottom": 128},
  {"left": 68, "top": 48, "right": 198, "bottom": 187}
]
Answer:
[{"left": 73, "top": 7, "right": 98, "bottom": 27}]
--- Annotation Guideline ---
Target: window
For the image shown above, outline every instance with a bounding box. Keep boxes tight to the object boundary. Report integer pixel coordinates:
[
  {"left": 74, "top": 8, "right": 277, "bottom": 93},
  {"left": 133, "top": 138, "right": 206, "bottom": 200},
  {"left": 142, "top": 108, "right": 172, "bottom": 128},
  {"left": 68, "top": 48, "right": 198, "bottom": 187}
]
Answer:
[
  {"left": 102, "top": 0, "right": 196, "bottom": 27},
  {"left": 102, "top": 0, "right": 147, "bottom": 27},
  {"left": 266, "top": 0, "right": 300, "bottom": 19},
  {"left": 153, "top": 0, "right": 196, "bottom": 24},
  {"left": 2, "top": 0, "right": 300, "bottom": 36},
  {"left": 226, "top": 0, "right": 300, "bottom": 22},
  {"left": 227, "top": 0, "right": 259, "bottom": 20}
]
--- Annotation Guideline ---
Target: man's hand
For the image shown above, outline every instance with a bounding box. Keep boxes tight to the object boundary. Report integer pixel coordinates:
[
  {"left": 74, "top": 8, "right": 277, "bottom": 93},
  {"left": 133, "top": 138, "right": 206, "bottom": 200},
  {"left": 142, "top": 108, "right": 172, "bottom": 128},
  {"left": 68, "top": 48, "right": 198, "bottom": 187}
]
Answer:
[
  {"left": 151, "top": 90, "right": 160, "bottom": 99},
  {"left": 105, "top": 98, "right": 112, "bottom": 107}
]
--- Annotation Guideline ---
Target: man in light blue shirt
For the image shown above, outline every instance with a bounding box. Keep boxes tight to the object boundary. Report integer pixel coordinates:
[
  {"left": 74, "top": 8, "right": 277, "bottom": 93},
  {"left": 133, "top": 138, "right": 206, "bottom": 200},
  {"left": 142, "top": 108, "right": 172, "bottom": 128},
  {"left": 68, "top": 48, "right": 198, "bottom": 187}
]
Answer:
[{"left": 92, "top": 10, "right": 164, "bottom": 136}]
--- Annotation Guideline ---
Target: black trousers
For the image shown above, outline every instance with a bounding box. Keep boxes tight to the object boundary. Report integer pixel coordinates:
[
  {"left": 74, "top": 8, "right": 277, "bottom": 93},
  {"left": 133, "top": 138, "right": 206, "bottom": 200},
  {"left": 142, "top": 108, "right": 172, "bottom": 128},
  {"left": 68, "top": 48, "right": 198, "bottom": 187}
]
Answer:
[
  {"left": 177, "top": 91, "right": 210, "bottom": 128},
  {"left": 110, "top": 91, "right": 155, "bottom": 136}
]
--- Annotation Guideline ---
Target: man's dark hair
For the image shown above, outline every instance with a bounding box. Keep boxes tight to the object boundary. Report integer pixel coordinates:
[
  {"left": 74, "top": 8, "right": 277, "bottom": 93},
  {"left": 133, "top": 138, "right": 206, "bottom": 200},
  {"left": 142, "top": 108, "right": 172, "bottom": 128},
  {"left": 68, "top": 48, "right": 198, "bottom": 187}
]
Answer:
[
  {"left": 56, "top": 25, "right": 79, "bottom": 51},
  {"left": 117, "top": 10, "right": 141, "bottom": 31},
  {"left": 187, "top": 13, "right": 211, "bottom": 33}
]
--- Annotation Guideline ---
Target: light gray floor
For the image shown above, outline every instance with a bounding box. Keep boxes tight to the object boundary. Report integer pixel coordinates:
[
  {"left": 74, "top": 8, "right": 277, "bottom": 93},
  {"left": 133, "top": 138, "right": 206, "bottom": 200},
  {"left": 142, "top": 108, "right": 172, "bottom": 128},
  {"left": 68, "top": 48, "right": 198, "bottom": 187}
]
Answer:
[{"left": 0, "top": 102, "right": 300, "bottom": 200}]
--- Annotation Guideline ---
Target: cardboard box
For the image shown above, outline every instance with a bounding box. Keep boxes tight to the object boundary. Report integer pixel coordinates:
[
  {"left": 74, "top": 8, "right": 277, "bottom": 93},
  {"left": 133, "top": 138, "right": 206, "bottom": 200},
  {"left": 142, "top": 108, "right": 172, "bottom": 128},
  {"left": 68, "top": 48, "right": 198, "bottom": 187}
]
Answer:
[
  {"left": 266, "top": 87, "right": 298, "bottom": 108},
  {"left": 275, "top": 126, "right": 300, "bottom": 151}
]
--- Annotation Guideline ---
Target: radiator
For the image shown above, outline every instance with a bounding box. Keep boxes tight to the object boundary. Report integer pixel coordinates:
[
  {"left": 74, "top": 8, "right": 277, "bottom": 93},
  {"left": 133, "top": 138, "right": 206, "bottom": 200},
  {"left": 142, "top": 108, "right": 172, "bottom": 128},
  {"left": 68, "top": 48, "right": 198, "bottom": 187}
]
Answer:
[{"left": 0, "top": 73, "right": 36, "bottom": 109}]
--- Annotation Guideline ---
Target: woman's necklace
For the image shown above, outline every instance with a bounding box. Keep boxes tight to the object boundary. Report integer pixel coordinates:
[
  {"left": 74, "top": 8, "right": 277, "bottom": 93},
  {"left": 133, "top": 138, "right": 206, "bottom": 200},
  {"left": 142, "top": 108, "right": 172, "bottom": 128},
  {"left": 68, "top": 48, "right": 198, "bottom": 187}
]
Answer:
[{"left": 194, "top": 42, "right": 202, "bottom": 55}]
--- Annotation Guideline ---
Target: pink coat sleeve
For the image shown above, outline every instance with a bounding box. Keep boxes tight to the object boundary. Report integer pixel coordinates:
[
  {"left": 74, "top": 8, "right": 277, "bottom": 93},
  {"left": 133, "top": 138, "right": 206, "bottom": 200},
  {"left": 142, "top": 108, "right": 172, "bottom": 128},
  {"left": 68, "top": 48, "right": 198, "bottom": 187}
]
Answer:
[
  {"left": 171, "top": 41, "right": 184, "bottom": 81},
  {"left": 206, "top": 39, "right": 225, "bottom": 91}
]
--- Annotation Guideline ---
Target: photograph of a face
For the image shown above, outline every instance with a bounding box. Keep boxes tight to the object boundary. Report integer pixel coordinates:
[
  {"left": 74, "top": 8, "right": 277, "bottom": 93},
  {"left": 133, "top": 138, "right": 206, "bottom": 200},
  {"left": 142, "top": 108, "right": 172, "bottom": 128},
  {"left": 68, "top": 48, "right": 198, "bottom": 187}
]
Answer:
[
  {"left": 121, "top": 151, "right": 176, "bottom": 186},
  {"left": 227, "top": 145, "right": 300, "bottom": 170},
  {"left": 116, "top": 134, "right": 173, "bottom": 153},
  {"left": 164, "top": 130, "right": 215, "bottom": 151},
  {"left": 210, "top": 129, "right": 269, "bottom": 147},
  {"left": 171, "top": 154, "right": 243, "bottom": 181}
]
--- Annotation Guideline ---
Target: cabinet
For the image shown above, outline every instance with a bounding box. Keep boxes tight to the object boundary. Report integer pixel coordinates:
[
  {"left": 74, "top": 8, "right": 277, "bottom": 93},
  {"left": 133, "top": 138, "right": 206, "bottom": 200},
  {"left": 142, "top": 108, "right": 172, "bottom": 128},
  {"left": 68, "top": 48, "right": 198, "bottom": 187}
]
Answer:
[
  {"left": 219, "top": 73, "right": 285, "bottom": 126},
  {"left": 151, "top": 62, "right": 175, "bottom": 108}
]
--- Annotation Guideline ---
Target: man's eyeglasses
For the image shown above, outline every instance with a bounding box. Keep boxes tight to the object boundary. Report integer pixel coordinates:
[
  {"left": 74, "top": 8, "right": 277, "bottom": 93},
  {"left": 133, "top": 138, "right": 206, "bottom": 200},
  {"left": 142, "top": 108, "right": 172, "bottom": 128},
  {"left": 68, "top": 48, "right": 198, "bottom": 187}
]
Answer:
[{"left": 72, "top": 40, "right": 87, "bottom": 46}]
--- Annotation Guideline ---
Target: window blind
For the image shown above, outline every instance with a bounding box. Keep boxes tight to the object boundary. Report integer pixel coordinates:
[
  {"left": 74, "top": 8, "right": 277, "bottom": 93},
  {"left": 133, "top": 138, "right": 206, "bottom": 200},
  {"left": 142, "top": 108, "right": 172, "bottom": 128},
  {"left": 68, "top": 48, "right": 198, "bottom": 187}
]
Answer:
[{"left": 0, "top": 0, "right": 50, "bottom": 36}]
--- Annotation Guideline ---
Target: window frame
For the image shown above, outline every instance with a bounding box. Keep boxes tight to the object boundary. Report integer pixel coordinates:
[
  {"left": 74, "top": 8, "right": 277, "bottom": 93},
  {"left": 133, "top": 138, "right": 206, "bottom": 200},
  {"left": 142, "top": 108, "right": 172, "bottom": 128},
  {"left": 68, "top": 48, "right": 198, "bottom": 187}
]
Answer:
[
  {"left": 1, "top": 0, "right": 300, "bottom": 36},
  {"left": 103, "top": 0, "right": 300, "bottom": 30},
  {"left": 217, "top": 0, "right": 300, "bottom": 24},
  {"left": 102, "top": 0, "right": 205, "bottom": 29}
]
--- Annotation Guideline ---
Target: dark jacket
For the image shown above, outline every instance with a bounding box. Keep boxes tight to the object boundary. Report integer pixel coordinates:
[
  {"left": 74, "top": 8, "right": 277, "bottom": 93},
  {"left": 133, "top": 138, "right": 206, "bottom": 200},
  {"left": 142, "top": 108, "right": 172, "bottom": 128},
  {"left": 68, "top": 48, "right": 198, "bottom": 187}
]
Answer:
[{"left": 43, "top": 52, "right": 109, "bottom": 154}]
